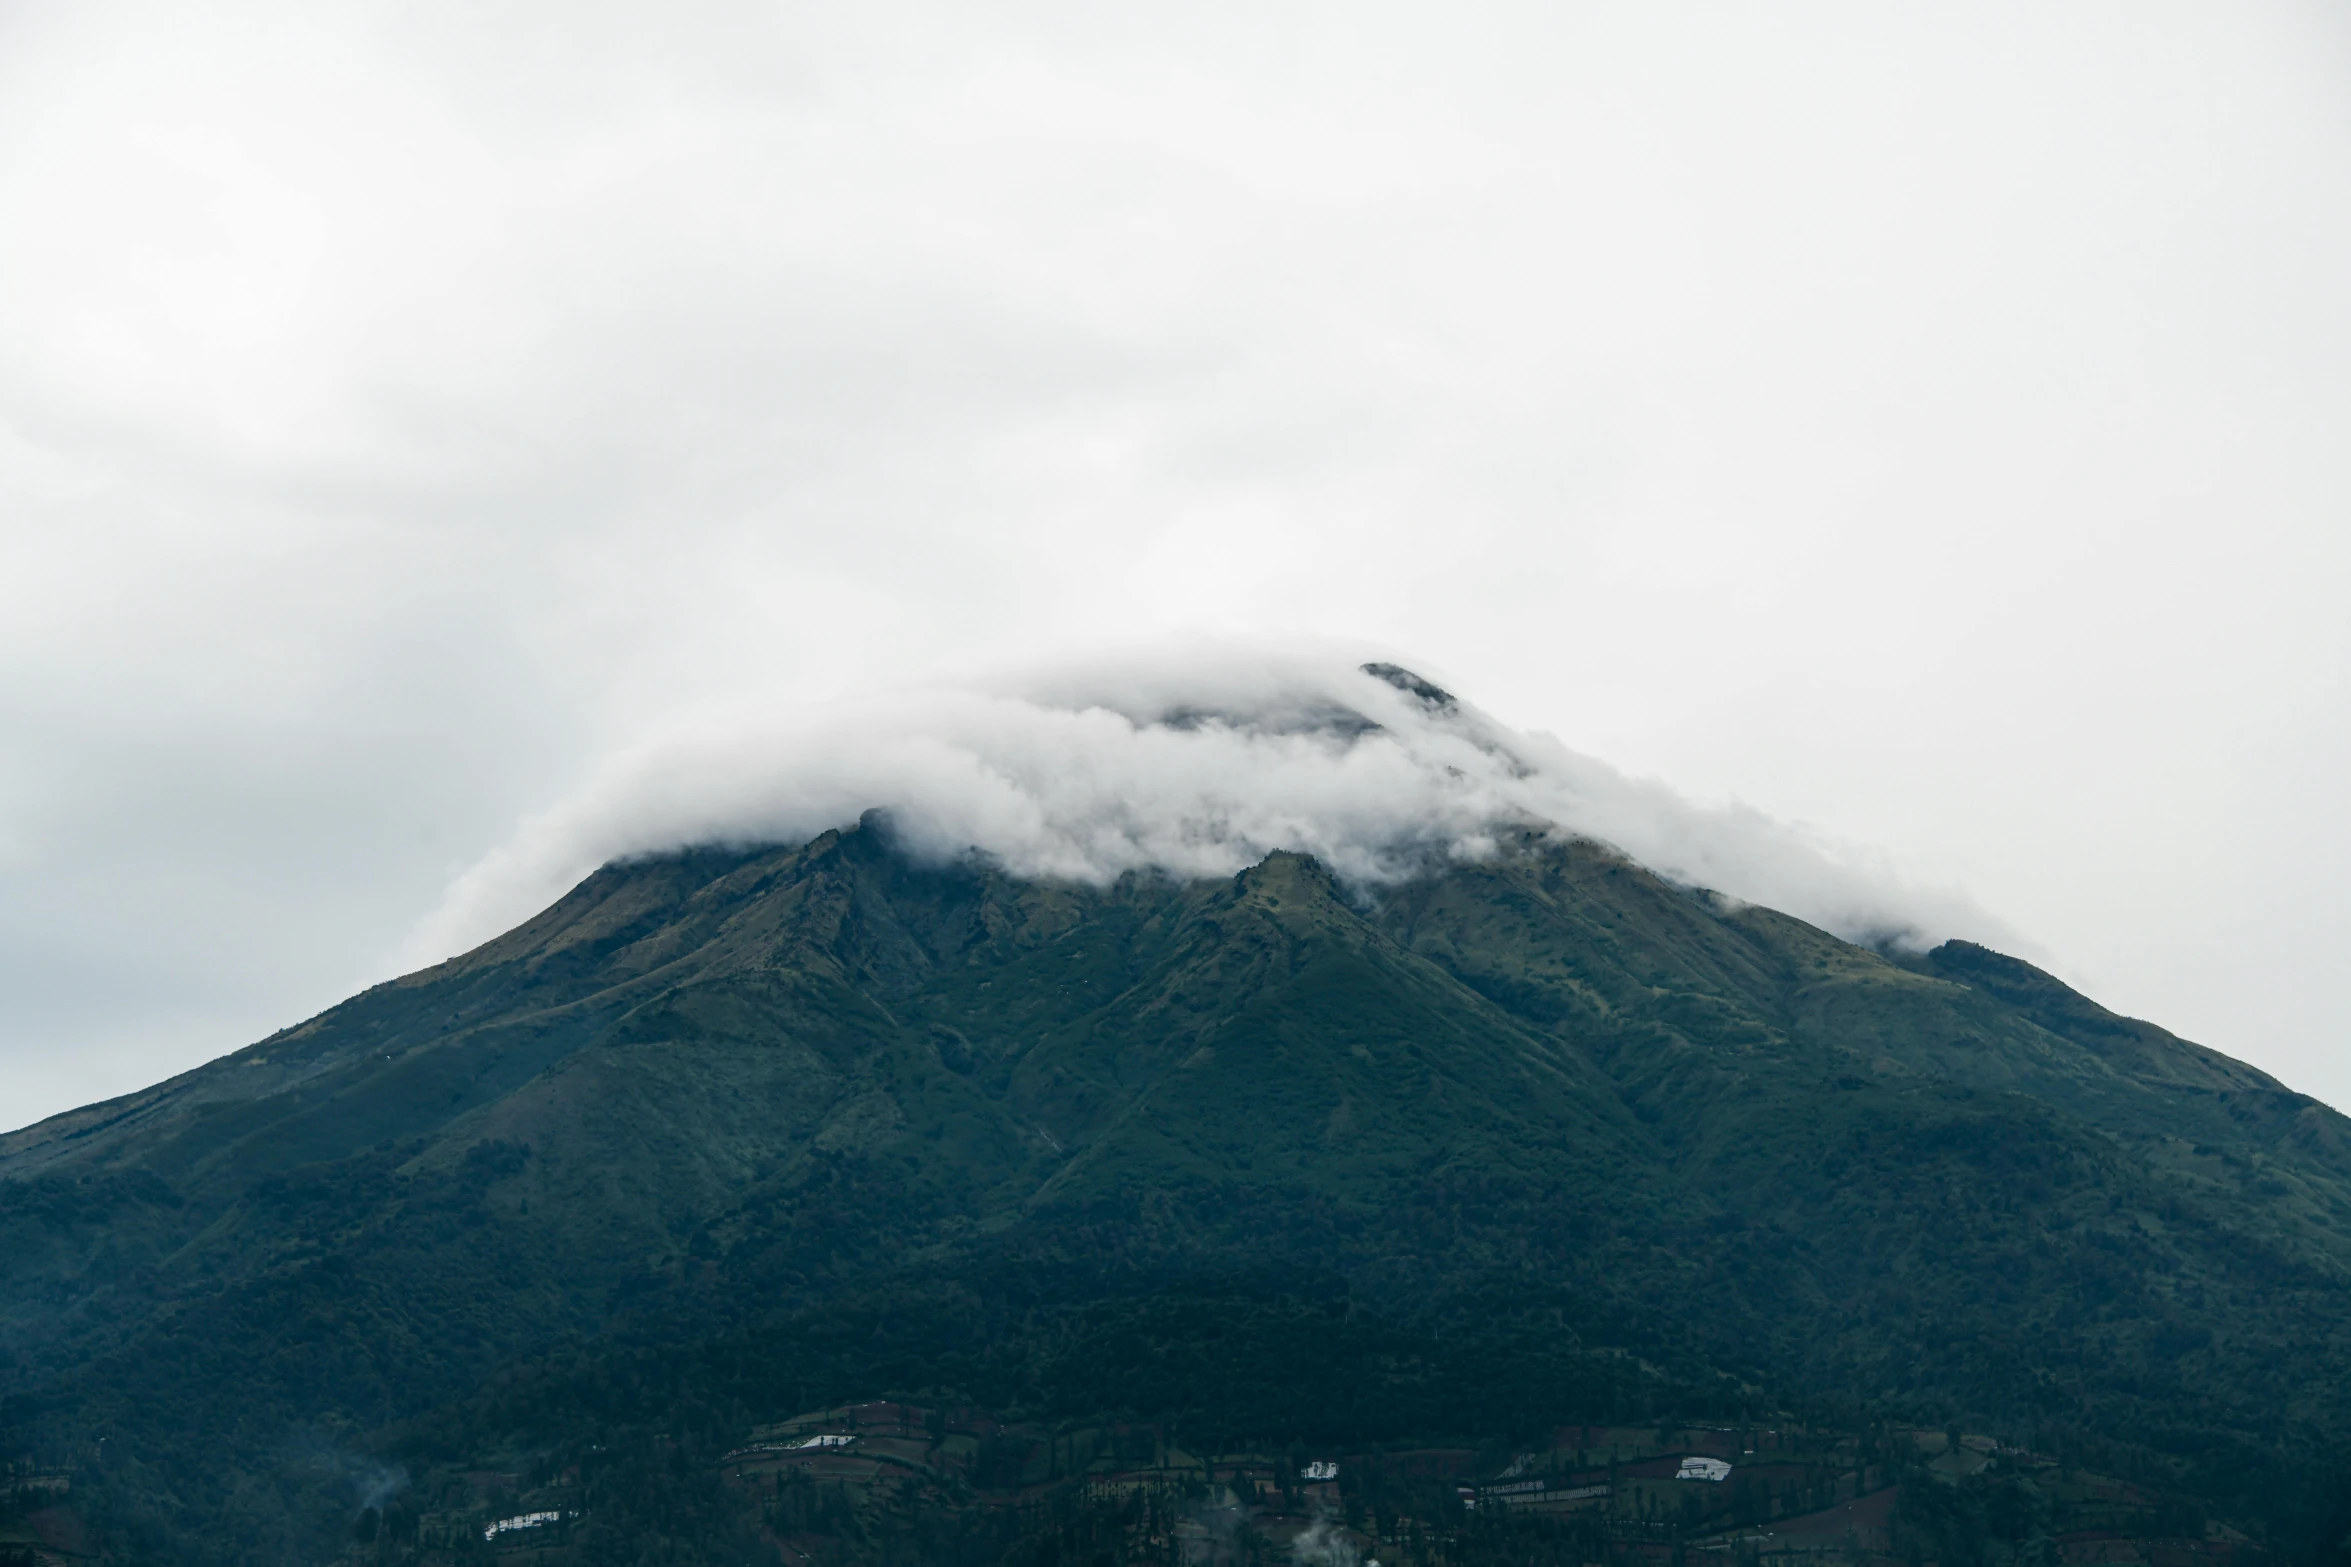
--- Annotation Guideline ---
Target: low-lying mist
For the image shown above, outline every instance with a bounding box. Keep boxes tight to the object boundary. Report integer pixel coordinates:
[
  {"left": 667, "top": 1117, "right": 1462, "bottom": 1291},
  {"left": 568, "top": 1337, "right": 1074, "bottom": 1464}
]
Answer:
[{"left": 400, "top": 646, "right": 2013, "bottom": 969}]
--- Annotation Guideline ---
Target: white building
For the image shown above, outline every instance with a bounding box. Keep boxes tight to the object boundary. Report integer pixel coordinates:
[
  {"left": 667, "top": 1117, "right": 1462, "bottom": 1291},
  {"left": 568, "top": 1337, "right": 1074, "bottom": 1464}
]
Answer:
[{"left": 484, "top": 1510, "right": 571, "bottom": 1540}]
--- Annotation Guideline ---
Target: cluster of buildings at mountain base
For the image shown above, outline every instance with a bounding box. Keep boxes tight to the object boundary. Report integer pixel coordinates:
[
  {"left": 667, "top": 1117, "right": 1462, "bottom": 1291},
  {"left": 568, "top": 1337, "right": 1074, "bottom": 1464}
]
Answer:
[
  {"left": 482, "top": 1509, "right": 576, "bottom": 1542},
  {"left": 314, "top": 1404, "right": 2265, "bottom": 1566},
  {"left": 688, "top": 1404, "right": 2261, "bottom": 1567}
]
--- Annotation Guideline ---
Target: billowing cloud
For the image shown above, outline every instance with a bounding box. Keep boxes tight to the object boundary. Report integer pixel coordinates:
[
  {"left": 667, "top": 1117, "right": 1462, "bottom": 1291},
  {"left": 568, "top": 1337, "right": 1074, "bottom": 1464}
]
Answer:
[
  {"left": 403, "top": 643, "right": 2013, "bottom": 966},
  {"left": 6, "top": 2, "right": 2346, "bottom": 1131}
]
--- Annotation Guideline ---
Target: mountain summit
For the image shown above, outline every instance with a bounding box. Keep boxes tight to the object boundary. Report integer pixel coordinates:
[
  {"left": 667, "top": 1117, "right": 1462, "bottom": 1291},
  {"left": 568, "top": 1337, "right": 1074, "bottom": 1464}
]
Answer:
[
  {"left": 4, "top": 821, "right": 2348, "bottom": 1563},
  {"left": 402, "top": 657, "right": 2001, "bottom": 964}
]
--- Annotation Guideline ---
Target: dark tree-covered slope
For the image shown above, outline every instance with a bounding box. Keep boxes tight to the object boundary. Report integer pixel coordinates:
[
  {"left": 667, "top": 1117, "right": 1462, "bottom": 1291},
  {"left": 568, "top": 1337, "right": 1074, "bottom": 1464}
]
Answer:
[{"left": 2, "top": 819, "right": 2347, "bottom": 1563}]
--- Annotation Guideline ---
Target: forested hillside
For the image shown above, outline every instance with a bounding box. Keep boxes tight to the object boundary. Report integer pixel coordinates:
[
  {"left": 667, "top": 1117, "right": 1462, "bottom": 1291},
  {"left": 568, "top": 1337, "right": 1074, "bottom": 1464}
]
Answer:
[{"left": 4, "top": 820, "right": 2348, "bottom": 1565}]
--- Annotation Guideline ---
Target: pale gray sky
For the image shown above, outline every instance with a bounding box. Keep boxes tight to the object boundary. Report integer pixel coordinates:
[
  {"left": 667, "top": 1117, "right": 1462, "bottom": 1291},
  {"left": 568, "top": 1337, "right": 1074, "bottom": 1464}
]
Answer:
[{"left": 4, "top": 0, "right": 2348, "bottom": 1131}]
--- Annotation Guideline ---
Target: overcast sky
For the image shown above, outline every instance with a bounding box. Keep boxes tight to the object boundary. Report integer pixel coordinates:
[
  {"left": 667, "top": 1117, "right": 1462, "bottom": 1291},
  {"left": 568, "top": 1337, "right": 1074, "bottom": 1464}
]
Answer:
[{"left": 4, "top": 0, "right": 2348, "bottom": 1132}]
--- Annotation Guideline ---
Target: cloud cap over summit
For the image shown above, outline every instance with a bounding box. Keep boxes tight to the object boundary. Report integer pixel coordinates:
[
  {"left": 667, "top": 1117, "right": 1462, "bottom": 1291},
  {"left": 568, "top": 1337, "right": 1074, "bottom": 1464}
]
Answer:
[{"left": 404, "top": 644, "right": 2012, "bottom": 969}]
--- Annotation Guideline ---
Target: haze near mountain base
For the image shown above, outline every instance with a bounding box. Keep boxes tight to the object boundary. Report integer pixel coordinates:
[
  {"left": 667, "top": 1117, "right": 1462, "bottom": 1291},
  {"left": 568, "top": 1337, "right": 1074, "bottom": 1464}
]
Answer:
[{"left": 405, "top": 646, "right": 2010, "bottom": 969}]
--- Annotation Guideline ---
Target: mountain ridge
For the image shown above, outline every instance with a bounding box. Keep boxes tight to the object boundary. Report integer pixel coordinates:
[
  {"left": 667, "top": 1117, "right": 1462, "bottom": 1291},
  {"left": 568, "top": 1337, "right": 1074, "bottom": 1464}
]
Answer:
[{"left": 3, "top": 820, "right": 2348, "bottom": 1563}]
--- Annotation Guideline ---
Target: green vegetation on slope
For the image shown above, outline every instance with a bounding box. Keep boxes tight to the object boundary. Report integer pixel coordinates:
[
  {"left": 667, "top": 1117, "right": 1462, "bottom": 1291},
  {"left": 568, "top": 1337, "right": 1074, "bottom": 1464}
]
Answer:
[{"left": 2, "top": 821, "right": 2347, "bottom": 1564}]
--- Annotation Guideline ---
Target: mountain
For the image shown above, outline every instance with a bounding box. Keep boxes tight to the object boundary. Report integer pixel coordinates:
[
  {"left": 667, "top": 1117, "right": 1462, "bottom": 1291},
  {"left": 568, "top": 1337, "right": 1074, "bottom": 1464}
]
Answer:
[{"left": 4, "top": 817, "right": 2350, "bottom": 1565}]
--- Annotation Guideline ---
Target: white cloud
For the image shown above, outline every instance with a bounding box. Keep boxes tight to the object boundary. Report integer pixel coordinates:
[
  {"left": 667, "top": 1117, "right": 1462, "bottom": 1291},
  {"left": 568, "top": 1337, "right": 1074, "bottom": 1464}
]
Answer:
[
  {"left": 2, "top": 1, "right": 2348, "bottom": 1129},
  {"left": 402, "top": 645, "right": 2013, "bottom": 966}
]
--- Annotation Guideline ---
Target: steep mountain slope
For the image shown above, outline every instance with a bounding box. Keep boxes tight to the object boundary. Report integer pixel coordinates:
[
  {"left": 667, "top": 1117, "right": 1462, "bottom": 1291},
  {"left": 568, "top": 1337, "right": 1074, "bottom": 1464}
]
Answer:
[
  {"left": 1375, "top": 849, "right": 2351, "bottom": 1458},
  {"left": 3, "top": 820, "right": 2347, "bottom": 1563}
]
